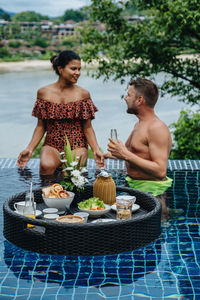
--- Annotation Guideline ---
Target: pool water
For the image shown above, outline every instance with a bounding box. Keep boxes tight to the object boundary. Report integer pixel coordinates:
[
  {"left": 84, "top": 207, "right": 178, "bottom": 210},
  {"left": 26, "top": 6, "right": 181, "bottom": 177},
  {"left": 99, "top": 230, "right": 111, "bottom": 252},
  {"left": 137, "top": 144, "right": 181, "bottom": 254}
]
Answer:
[{"left": 0, "top": 159, "right": 200, "bottom": 299}]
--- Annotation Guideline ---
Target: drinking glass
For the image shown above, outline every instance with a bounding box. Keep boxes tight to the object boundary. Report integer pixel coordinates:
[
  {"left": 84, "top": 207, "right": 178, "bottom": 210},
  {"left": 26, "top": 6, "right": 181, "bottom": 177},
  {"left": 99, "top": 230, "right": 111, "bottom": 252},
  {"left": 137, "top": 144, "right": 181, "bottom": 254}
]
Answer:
[{"left": 110, "top": 129, "right": 118, "bottom": 141}]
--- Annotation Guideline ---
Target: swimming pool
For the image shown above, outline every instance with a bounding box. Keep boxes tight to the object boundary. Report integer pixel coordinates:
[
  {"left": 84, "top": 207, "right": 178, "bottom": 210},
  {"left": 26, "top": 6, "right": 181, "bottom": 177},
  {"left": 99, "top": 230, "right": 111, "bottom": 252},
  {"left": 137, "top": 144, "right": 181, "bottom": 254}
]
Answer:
[{"left": 0, "top": 158, "right": 200, "bottom": 299}]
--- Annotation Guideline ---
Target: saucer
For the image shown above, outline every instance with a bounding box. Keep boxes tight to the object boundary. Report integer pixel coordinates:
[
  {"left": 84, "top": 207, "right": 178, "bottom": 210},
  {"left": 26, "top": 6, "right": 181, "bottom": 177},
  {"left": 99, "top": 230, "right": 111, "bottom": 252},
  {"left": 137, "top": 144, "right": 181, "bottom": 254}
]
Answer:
[
  {"left": 111, "top": 204, "right": 140, "bottom": 213},
  {"left": 14, "top": 209, "right": 42, "bottom": 217},
  {"left": 57, "top": 210, "right": 65, "bottom": 215}
]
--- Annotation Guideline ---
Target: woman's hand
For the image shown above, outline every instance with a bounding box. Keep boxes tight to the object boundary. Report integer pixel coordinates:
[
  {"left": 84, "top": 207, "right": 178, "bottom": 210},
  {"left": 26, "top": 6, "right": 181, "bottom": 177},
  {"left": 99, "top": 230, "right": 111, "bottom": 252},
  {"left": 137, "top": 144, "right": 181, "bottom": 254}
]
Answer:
[
  {"left": 17, "top": 149, "right": 32, "bottom": 168},
  {"left": 93, "top": 150, "right": 105, "bottom": 168}
]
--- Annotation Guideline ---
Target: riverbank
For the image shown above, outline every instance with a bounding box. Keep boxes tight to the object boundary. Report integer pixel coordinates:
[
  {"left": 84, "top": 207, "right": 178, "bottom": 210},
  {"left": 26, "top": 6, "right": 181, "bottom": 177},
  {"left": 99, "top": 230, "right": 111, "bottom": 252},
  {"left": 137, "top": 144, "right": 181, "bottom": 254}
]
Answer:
[
  {"left": 0, "top": 54, "right": 199, "bottom": 72},
  {"left": 0, "top": 59, "right": 98, "bottom": 72},
  {"left": 0, "top": 60, "right": 51, "bottom": 72}
]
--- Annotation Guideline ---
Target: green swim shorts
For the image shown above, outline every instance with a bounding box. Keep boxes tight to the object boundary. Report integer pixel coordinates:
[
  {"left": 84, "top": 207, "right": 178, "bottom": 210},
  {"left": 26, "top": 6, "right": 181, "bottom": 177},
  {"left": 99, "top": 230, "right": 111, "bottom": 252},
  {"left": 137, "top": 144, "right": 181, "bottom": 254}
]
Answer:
[{"left": 125, "top": 176, "right": 173, "bottom": 197}]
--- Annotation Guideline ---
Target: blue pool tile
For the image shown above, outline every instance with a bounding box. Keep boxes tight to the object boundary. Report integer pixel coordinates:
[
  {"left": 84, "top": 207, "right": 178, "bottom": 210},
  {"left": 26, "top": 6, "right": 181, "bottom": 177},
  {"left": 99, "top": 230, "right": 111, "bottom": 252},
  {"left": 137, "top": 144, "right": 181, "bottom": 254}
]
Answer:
[{"left": 0, "top": 160, "right": 200, "bottom": 299}]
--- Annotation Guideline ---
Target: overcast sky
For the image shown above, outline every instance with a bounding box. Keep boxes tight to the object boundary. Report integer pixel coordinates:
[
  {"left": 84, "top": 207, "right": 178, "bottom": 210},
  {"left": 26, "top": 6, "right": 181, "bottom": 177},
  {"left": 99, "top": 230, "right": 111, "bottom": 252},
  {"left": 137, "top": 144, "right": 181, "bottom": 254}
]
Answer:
[{"left": 0, "top": 0, "right": 91, "bottom": 17}]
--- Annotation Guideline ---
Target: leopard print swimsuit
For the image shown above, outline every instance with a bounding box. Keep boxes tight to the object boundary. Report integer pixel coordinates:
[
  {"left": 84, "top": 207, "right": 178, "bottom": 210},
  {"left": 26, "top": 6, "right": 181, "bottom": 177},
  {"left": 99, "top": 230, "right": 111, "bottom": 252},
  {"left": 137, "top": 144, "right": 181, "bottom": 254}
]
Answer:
[{"left": 32, "top": 98, "right": 98, "bottom": 152}]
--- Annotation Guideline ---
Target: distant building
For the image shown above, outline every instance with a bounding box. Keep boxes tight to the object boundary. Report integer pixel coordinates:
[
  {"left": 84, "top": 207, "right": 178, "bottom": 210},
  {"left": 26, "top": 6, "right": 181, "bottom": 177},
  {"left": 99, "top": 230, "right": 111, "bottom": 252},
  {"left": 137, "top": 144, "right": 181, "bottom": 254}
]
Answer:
[{"left": 0, "top": 19, "right": 78, "bottom": 40}]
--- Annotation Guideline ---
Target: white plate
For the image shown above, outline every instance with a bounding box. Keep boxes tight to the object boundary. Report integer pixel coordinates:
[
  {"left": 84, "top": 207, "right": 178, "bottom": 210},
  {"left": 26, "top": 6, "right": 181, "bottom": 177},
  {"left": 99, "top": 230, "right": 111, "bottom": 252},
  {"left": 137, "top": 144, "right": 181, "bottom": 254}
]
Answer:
[
  {"left": 111, "top": 204, "right": 140, "bottom": 213},
  {"left": 14, "top": 209, "right": 42, "bottom": 217},
  {"left": 78, "top": 204, "right": 111, "bottom": 217}
]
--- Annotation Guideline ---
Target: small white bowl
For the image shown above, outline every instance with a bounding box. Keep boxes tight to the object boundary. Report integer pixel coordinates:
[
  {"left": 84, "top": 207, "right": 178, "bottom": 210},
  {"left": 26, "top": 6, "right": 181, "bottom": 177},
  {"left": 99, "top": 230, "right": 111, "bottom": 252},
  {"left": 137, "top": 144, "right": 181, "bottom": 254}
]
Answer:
[
  {"left": 43, "top": 213, "right": 59, "bottom": 220},
  {"left": 42, "top": 191, "right": 75, "bottom": 211},
  {"left": 42, "top": 208, "right": 58, "bottom": 214},
  {"left": 74, "top": 212, "right": 89, "bottom": 223},
  {"left": 78, "top": 204, "right": 111, "bottom": 217},
  {"left": 116, "top": 195, "right": 136, "bottom": 204}
]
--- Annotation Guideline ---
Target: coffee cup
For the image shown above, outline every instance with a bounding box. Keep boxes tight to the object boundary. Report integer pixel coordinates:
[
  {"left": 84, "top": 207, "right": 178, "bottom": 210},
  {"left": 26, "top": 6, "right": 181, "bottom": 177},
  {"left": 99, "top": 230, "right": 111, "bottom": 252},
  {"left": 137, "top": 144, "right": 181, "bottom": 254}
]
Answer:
[{"left": 14, "top": 201, "right": 36, "bottom": 214}]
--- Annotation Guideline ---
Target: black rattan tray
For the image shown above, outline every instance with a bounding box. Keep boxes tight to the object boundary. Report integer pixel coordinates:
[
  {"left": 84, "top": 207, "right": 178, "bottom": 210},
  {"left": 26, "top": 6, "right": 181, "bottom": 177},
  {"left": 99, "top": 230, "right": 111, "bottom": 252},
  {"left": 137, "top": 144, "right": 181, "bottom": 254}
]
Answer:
[{"left": 3, "top": 185, "right": 161, "bottom": 256}]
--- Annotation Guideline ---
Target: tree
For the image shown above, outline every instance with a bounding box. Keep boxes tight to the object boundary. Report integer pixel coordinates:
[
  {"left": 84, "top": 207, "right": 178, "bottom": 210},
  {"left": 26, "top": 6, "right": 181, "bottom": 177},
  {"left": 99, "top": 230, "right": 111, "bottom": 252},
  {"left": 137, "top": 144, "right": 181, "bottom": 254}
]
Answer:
[
  {"left": 80, "top": 0, "right": 200, "bottom": 105},
  {"left": 0, "top": 8, "right": 11, "bottom": 21},
  {"left": 170, "top": 110, "right": 200, "bottom": 159},
  {"left": 12, "top": 11, "right": 49, "bottom": 22},
  {"left": 33, "top": 37, "right": 48, "bottom": 48},
  {"left": 62, "top": 9, "right": 87, "bottom": 22}
]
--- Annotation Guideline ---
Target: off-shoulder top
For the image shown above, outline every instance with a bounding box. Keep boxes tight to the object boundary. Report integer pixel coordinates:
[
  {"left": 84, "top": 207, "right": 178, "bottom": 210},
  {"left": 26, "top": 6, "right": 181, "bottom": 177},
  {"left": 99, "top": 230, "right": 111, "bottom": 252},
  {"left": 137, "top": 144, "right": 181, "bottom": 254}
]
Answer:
[{"left": 32, "top": 98, "right": 98, "bottom": 152}]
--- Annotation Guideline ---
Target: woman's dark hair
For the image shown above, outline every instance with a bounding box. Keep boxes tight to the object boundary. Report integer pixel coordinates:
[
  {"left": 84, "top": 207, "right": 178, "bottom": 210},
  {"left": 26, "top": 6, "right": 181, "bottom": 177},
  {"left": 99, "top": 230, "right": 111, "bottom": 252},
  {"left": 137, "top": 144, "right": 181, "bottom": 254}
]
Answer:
[{"left": 50, "top": 50, "right": 81, "bottom": 75}]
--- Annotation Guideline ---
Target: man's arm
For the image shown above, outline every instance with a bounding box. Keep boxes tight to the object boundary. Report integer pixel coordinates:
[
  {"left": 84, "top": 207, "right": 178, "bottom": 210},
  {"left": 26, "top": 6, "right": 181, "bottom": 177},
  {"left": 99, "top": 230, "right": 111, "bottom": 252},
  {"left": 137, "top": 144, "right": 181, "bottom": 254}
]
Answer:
[{"left": 108, "top": 124, "right": 171, "bottom": 180}]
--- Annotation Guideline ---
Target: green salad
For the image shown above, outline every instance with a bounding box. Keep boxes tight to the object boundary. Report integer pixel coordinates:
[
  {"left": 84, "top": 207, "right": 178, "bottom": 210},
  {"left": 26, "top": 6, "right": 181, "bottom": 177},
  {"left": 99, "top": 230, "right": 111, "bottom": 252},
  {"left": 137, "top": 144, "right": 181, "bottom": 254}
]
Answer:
[{"left": 78, "top": 197, "right": 105, "bottom": 210}]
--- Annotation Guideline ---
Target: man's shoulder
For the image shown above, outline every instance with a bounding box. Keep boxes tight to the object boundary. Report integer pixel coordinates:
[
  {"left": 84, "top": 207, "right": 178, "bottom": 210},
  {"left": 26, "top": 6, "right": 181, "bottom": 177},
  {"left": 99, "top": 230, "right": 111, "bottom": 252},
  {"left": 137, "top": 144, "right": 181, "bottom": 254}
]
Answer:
[
  {"left": 150, "top": 117, "right": 168, "bottom": 130},
  {"left": 148, "top": 118, "right": 170, "bottom": 138}
]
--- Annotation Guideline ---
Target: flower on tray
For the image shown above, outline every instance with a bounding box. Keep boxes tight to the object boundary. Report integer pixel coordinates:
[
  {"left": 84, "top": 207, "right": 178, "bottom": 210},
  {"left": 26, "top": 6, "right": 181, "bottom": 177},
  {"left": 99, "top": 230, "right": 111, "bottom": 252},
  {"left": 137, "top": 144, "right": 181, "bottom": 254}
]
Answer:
[{"left": 59, "top": 137, "right": 88, "bottom": 192}]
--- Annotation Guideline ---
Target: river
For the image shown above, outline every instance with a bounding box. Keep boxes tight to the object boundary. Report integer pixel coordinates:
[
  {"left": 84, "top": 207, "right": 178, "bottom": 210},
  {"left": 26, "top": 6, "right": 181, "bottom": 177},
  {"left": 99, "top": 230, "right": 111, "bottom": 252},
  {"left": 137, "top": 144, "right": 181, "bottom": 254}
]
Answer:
[{"left": 0, "top": 68, "right": 193, "bottom": 157}]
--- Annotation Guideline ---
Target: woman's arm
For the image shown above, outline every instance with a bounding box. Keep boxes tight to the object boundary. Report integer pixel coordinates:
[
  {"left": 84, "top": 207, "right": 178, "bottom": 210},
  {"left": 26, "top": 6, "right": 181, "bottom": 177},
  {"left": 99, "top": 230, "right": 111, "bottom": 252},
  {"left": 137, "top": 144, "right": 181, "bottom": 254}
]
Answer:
[
  {"left": 83, "top": 119, "right": 105, "bottom": 167},
  {"left": 17, "top": 119, "right": 46, "bottom": 168}
]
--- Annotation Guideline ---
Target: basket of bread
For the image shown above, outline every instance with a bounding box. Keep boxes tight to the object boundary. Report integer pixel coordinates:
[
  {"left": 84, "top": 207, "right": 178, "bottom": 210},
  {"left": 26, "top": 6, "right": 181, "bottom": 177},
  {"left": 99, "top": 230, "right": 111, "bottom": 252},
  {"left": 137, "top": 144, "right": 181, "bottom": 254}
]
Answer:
[{"left": 42, "top": 184, "right": 75, "bottom": 211}]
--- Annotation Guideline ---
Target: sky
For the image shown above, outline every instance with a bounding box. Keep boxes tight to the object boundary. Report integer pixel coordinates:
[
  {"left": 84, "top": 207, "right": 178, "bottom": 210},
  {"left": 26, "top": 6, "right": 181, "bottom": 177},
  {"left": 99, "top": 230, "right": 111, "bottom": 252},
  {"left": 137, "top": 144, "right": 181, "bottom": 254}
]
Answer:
[{"left": 0, "top": 0, "right": 91, "bottom": 17}]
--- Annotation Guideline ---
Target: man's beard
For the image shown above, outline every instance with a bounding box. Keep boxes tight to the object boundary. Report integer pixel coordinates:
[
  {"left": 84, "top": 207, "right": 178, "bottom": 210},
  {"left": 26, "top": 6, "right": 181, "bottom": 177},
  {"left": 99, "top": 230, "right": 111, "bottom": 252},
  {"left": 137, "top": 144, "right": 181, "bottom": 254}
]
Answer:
[{"left": 127, "top": 107, "right": 138, "bottom": 115}]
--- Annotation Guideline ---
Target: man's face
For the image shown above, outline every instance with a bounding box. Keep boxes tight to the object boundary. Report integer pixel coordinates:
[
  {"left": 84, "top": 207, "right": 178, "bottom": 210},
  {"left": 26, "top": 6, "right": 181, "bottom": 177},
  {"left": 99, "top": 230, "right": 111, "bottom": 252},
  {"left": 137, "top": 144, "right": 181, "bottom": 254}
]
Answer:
[{"left": 124, "top": 85, "right": 139, "bottom": 115}]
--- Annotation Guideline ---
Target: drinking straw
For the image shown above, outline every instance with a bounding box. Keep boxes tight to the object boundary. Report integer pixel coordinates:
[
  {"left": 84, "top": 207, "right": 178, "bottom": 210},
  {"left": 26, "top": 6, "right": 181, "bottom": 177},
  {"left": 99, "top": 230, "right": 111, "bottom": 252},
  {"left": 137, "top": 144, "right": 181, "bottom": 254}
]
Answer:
[{"left": 30, "top": 182, "right": 32, "bottom": 202}]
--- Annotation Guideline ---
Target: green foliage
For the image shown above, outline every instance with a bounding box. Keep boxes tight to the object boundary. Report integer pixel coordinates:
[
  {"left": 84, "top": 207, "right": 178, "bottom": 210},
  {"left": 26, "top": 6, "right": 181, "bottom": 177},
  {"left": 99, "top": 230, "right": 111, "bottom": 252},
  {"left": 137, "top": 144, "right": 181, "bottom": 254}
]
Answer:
[
  {"left": 0, "top": 8, "right": 11, "bottom": 21},
  {"left": 12, "top": 11, "right": 49, "bottom": 22},
  {"left": 0, "top": 47, "right": 10, "bottom": 57},
  {"left": 8, "top": 40, "right": 21, "bottom": 48},
  {"left": 62, "top": 35, "right": 81, "bottom": 49},
  {"left": 32, "top": 37, "right": 49, "bottom": 48},
  {"left": 80, "top": 0, "right": 200, "bottom": 105},
  {"left": 32, "top": 137, "right": 45, "bottom": 158},
  {"left": 170, "top": 110, "right": 200, "bottom": 159},
  {"left": 62, "top": 9, "right": 87, "bottom": 22}
]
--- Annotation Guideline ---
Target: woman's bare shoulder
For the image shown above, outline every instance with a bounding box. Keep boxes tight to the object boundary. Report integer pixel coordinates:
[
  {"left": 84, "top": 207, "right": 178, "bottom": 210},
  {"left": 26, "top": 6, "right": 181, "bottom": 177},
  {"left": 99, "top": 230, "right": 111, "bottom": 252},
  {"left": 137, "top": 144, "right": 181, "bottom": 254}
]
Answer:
[
  {"left": 76, "top": 85, "right": 91, "bottom": 99},
  {"left": 37, "top": 84, "right": 56, "bottom": 99}
]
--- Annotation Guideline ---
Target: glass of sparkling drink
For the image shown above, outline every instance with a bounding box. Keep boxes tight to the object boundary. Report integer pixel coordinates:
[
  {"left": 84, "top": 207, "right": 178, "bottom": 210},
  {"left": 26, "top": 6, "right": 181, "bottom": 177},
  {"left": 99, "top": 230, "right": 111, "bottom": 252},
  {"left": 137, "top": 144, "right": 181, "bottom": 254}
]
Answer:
[{"left": 110, "top": 129, "right": 118, "bottom": 146}]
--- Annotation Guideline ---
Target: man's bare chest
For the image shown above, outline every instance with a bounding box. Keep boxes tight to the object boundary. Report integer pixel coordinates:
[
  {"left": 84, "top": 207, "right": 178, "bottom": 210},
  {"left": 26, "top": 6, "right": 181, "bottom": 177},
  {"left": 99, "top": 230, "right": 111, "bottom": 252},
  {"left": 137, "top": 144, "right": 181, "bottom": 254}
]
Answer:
[{"left": 126, "top": 127, "right": 149, "bottom": 153}]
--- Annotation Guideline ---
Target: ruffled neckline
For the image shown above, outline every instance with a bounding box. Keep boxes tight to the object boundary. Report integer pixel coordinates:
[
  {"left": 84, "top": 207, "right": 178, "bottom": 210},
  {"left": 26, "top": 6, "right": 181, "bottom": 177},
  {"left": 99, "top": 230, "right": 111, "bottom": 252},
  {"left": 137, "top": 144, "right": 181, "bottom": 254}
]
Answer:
[
  {"left": 32, "top": 97, "right": 98, "bottom": 120},
  {"left": 37, "top": 98, "right": 91, "bottom": 106}
]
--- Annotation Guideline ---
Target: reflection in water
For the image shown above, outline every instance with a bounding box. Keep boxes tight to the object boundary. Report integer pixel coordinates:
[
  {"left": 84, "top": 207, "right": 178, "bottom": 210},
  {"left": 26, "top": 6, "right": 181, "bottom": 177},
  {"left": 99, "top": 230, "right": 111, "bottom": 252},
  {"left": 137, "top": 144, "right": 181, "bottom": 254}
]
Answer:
[
  {"left": 17, "top": 167, "right": 33, "bottom": 182},
  {"left": 3, "top": 239, "right": 161, "bottom": 293}
]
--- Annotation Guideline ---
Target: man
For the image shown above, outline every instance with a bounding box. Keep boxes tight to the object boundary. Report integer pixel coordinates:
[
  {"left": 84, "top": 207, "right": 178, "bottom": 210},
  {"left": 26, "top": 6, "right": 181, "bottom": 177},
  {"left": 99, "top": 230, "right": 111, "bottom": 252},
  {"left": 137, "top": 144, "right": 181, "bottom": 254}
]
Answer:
[{"left": 106, "top": 78, "right": 172, "bottom": 220}]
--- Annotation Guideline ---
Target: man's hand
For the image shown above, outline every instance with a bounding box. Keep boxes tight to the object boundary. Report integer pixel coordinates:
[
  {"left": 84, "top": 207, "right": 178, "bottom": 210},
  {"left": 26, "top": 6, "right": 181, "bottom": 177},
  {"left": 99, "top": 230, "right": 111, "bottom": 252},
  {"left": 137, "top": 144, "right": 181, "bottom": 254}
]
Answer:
[
  {"left": 17, "top": 149, "right": 32, "bottom": 168},
  {"left": 93, "top": 150, "right": 105, "bottom": 168},
  {"left": 107, "top": 138, "right": 129, "bottom": 160}
]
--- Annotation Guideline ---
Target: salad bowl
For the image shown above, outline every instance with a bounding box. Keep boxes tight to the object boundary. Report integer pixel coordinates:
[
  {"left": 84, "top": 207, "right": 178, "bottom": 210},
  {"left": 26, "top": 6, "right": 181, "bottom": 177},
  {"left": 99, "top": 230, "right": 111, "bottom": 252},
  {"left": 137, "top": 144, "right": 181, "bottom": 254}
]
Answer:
[
  {"left": 78, "top": 197, "right": 111, "bottom": 217},
  {"left": 79, "top": 204, "right": 111, "bottom": 217}
]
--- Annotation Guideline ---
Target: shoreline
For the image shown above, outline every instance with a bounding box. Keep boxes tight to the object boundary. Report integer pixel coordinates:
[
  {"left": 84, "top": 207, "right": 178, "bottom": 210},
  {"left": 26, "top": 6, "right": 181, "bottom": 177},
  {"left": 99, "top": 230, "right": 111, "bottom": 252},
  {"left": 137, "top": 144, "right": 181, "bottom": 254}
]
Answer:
[
  {"left": 0, "top": 54, "right": 199, "bottom": 72},
  {"left": 0, "top": 60, "right": 51, "bottom": 72},
  {"left": 0, "top": 59, "right": 98, "bottom": 72}
]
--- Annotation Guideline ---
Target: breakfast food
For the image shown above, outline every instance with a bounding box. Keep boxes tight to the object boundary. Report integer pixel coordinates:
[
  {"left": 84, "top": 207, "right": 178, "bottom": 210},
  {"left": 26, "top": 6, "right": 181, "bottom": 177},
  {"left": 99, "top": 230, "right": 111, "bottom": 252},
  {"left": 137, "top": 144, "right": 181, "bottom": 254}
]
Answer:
[
  {"left": 78, "top": 197, "right": 105, "bottom": 210},
  {"left": 50, "top": 183, "right": 64, "bottom": 195},
  {"left": 42, "top": 184, "right": 70, "bottom": 199},
  {"left": 56, "top": 215, "right": 84, "bottom": 223}
]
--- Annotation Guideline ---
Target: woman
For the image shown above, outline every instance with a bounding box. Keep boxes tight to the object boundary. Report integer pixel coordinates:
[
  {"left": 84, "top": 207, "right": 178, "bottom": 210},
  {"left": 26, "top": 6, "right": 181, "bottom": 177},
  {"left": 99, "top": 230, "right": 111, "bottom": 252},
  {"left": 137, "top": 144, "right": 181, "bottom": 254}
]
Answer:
[{"left": 17, "top": 50, "right": 104, "bottom": 174}]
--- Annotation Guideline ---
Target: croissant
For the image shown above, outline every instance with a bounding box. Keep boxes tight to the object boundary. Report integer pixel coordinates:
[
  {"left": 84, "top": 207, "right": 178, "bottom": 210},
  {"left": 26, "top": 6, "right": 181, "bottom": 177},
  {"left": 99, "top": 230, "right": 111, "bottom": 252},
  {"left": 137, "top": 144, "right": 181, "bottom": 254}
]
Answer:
[
  {"left": 50, "top": 183, "right": 63, "bottom": 196},
  {"left": 42, "top": 186, "right": 51, "bottom": 197},
  {"left": 58, "top": 190, "right": 70, "bottom": 198}
]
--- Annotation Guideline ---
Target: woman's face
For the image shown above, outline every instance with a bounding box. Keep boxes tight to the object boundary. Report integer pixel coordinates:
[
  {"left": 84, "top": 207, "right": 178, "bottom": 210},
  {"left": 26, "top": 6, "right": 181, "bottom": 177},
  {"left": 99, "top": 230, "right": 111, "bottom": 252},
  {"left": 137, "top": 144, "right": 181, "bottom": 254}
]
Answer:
[{"left": 59, "top": 59, "right": 81, "bottom": 83}]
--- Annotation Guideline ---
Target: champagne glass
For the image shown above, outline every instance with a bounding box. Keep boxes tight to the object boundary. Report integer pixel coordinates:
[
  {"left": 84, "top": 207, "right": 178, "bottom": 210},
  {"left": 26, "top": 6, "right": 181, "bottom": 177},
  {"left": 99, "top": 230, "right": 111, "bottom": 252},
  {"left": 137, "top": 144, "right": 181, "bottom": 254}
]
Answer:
[
  {"left": 111, "top": 129, "right": 118, "bottom": 140},
  {"left": 110, "top": 129, "right": 118, "bottom": 145}
]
